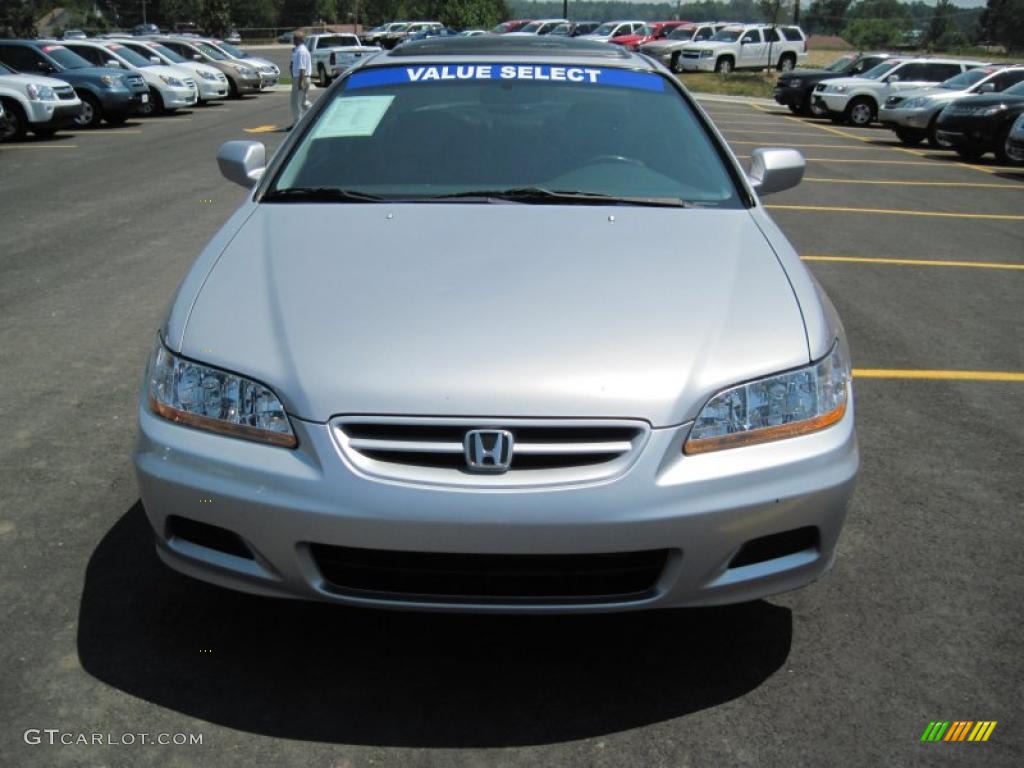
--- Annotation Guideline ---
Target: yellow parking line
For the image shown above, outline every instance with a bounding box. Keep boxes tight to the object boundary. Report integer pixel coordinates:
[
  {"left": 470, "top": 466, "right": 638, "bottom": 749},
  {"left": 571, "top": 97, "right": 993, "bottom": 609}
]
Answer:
[
  {"left": 73, "top": 130, "right": 144, "bottom": 135},
  {"left": 0, "top": 143, "right": 77, "bottom": 149},
  {"left": 804, "top": 177, "right": 1022, "bottom": 189},
  {"left": 802, "top": 255, "right": 1024, "bottom": 270},
  {"left": 854, "top": 369, "right": 1024, "bottom": 382},
  {"left": 721, "top": 129, "right": 841, "bottom": 135},
  {"left": 730, "top": 140, "right": 878, "bottom": 150},
  {"left": 766, "top": 204, "right": 1024, "bottom": 220},
  {"left": 244, "top": 124, "right": 280, "bottom": 133}
]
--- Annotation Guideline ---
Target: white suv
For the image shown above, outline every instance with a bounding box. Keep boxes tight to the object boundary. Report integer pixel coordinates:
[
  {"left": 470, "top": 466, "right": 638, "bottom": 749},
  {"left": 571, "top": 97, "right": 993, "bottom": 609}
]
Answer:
[
  {"left": 0, "top": 60, "right": 82, "bottom": 140},
  {"left": 678, "top": 24, "right": 807, "bottom": 74},
  {"left": 580, "top": 20, "right": 646, "bottom": 43},
  {"left": 813, "top": 57, "right": 987, "bottom": 126}
]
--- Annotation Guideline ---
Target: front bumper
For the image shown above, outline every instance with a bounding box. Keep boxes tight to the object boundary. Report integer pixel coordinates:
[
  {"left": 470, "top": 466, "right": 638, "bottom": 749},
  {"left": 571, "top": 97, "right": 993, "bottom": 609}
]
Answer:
[
  {"left": 134, "top": 392, "right": 859, "bottom": 613},
  {"left": 160, "top": 84, "right": 198, "bottom": 108},
  {"left": 679, "top": 55, "right": 717, "bottom": 72},
  {"left": 195, "top": 76, "right": 229, "bottom": 100},
  {"left": 814, "top": 91, "right": 851, "bottom": 115},
  {"left": 257, "top": 71, "right": 279, "bottom": 89},
  {"left": 935, "top": 115, "right": 998, "bottom": 151},
  {"left": 878, "top": 105, "right": 939, "bottom": 130},
  {"left": 26, "top": 100, "right": 81, "bottom": 127},
  {"left": 773, "top": 85, "right": 806, "bottom": 108}
]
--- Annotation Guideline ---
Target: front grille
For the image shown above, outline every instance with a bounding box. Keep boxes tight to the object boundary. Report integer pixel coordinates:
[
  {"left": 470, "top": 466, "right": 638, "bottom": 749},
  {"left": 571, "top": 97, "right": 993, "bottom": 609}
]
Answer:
[
  {"left": 310, "top": 544, "right": 670, "bottom": 604},
  {"left": 184, "top": 78, "right": 196, "bottom": 90},
  {"left": 55, "top": 86, "right": 76, "bottom": 100},
  {"left": 332, "top": 416, "right": 648, "bottom": 487}
]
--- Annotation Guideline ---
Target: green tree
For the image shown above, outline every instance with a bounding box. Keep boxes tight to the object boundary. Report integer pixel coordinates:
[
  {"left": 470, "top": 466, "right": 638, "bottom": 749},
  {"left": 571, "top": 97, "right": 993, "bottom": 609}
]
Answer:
[
  {"left": 201, "top": 0, "right": 232, "bottom": 34},
  {"left": 843, "top": 18, "right": 903, "bottom": 47},
  {"left": 1, "top": 0, "right": 38, "bottom": 37},
  {"left": 926, "top": 0, "right": 962, "bottom": 49},
  {"left": 982, "top": 0, "right": 1024, "bottom": 51},
  {"left": 800, "top": 0, "right": 851, "bottom": 35}
]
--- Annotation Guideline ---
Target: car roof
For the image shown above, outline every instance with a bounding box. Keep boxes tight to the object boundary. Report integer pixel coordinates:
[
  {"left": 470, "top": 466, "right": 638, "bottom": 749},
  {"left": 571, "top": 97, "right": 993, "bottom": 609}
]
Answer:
[{"left": 380, "top": 35, "right": 643, "bottom": 66}]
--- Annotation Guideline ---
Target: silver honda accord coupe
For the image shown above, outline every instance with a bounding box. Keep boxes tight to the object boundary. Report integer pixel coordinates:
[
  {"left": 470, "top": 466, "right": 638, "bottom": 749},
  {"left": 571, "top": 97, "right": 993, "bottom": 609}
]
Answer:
[{"left": 134, "top": 36, "right": 858, "bottom": 612}]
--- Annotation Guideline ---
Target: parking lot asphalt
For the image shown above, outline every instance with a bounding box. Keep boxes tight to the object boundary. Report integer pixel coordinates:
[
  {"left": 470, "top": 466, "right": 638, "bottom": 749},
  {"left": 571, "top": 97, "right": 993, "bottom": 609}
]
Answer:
[{"left": 1, "top": 86, "right": 1022, "bottom": 768}]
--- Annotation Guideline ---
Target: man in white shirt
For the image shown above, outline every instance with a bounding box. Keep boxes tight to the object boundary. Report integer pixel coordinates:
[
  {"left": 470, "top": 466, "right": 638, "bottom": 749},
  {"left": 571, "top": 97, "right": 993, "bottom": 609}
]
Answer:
[{"left": 290, "top": 31, "right": 312, "bottom": 128}]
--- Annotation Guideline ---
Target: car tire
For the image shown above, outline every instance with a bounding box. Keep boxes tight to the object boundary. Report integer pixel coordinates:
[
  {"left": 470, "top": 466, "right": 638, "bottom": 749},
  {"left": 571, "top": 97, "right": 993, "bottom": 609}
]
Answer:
[
  {"left": 894, "top": 127, "right": 924, "bottom": 146},
  {"left": 778, "top": 54, "right": 795, "bottom": 72},
  {"left": 954, "top": 144, "right": 984, "bottom": 161},
  {"left": 0, "top": 98, "right": 28, "bottom": 141},
  {"left": 715, "top": 56, "right": 733, "bottom": 74},
  {"left": 318, "top": 64, "right": 330, "bottom": 87},
  {"left": 228, "top": 77, "right": 240, "bottom": 99},
  {"left": 670, "top": 51, "right": 683, "bottom": 74},
  {"left": 844, "top": 96, "right": 876, "bottom": 126},
  {"left": 74, "top": 92, "right": 103, "bottom": 128},
  {"left": 926, "top": 115, "right": 948, "bottom": 149},
  {"left": 994, "top": 124, "right": 1021, "bottom": 165},
  {"left": 788, "top": 103, "right": 802, "bottom": 115}
]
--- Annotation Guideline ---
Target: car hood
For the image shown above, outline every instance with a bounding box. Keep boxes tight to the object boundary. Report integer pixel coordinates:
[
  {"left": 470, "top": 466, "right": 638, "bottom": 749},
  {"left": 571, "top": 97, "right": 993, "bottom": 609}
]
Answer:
[
  {"left": 178, "top": 204, "right": 810, "bottom": 426},
  {"left": 0, "top": 71, "right": 71, "bottom": 89}
]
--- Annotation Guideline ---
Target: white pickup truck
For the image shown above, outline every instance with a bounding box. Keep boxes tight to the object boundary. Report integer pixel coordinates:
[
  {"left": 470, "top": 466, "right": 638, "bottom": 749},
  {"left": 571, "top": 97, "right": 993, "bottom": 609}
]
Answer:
[
  {"left": 306, "top": 34, "right": 381, "bottom": 87},
  {"left": 677, "top": 24, "right": 807, "bottom": 74}
]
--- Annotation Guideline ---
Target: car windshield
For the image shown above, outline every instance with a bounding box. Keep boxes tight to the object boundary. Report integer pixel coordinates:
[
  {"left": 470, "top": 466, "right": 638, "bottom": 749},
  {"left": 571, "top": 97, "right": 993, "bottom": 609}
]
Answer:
[
  {"left": 195, "top": 43, "right": 227, "bottom": 60},
  {"left": 825, "top": 55, "right": 856, "bottom": 72},
  {"left": 549, "top": 24, "right": 571, "bottom": 35},
  {"left": 40, "top": 44, "right": 92, "bottom": 69},
  {"left": 861, "top": 61, "right": 900, "bottom": 79},
  {"left": 0, "top": 61, "right": 12, "bottom": 74},
  {"left": 711, "top": 30, "right": 742, "bottom": 42},
  {"left": 593, "top": 23, "right": 619, "bottom": 36},
  {"left": 106, "top": 44, "right": 154, "bottom": 67},
  {"left": 667, "top": 27, "right": 695, "bottom": 40},
  {"left": 938, "top": 69, "right": 991, "bottom": 89},
  {"left": 520, "top": 22, "right": 544, "bottom": 33},
  {"left": 268, "top": 63, "right": 742, "bottom": 208},
  {"left": 216, "top": 41, "right": 246, "bottom": 57},
  {"left": 149, "top": 44, "right": 186, "bottom": 63}
]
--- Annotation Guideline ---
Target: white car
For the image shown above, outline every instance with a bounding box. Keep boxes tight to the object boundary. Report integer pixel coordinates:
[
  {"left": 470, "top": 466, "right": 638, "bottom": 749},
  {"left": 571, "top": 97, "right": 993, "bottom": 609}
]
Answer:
[
  {"left": 0, "top": 59, "right": 81, "bottom": 140},
  {"left": 879, "top": 65, "right": 1024, "bottom": 147},
  {"left": 507, "top": 19, "right": 569, "bottom": 36},
  {"left": 580, "top": 20, "right": 646, "bottom": 43},
  {"left": 678, "top": 24, "right": 807, "bottom": 74},
  {"left": 639, "top": 23, "right": 729, "bottom": 72},
  {"left": 61, "top": 40, "right": 198, "bottom": 114},
  {"left": 114, "top": 38, "right": 229, "bottom": 103},
  {"left": 304, "top": 33, "right": 381, "bottom": 86},
  {"left": 813, "top": 57, "right": 987, "bottom": 126}
]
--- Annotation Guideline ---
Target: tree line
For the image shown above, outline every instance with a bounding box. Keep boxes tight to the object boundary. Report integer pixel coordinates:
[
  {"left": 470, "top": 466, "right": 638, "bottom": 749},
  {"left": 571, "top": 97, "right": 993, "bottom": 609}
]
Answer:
[{"left": 3, "top": 0, "right": 1022, "bottom": 51}]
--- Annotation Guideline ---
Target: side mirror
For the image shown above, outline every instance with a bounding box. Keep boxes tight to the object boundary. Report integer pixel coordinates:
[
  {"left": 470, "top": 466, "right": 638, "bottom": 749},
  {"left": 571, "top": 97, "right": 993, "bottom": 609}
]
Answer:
[
  {"left": 193, "top": 54, "right": 202, "bottom": 61},
  {"left": 217, "top": 140, "right": 266, "bottom": 188},
  {"left": 885, "top": 74, "right": 899, "bottom": 83},
  {"left": 150, "top": 56, "right": 161, "bottom": 63},
  {"left": 107, "top": 59, "right": 121, "bottom": 68},
  {"left": 976, "top": 82, "right": 995, "bottom": 93},
  {"left": 747, "top": 147, "right": 805, "bottom": 196}
]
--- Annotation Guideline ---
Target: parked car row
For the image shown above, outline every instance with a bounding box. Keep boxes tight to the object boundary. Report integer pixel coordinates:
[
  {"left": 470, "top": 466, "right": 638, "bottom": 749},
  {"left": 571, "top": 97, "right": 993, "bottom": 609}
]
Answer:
[
  {"left": 774, "top": 52, "right": 1024, "bottom": 163},
  {"left": 0, "top": 35, "right": 280, "bottom": 140}
]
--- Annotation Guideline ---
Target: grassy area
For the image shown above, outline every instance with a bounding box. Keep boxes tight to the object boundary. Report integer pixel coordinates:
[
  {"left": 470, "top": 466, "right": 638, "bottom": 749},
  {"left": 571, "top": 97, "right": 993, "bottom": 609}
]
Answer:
[{"left": 678, "top": 72, "right": 778, "bottom": 99}]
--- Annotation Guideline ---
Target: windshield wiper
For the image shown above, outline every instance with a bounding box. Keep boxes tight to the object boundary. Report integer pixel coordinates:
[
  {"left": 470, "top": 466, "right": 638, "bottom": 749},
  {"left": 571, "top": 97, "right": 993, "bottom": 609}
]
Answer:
[
  {"left": 262, "top": 187, "right": 385, "bottom": 203},
  {"left": 420, "top": 187, "right": 693, "bottom": 207}
]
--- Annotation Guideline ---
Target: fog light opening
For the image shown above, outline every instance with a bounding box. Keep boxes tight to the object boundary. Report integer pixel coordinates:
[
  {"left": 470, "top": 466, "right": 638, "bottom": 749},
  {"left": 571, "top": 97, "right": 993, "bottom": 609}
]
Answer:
[
  {"left": 165, "top": 515, "right": 254, "bottom": 560},
  {"left": 729, "top": 526, "right": 819, "bottom": 568}
]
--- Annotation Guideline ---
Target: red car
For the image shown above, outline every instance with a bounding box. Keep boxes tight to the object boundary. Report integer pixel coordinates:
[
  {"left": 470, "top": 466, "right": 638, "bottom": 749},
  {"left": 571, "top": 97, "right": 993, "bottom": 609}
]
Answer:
[
  {"left": 491, "top": 20, "right": 532, "bottom": 34},
  {"left": 610, "top": 20, "right": 690, "bottom": 50}
]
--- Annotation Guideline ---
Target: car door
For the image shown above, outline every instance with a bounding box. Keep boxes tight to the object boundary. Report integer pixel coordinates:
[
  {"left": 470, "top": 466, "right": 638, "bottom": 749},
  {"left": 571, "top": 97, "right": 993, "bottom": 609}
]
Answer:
[
  {"left": 739, "top": 29, "right": 764, "bottom": 66},
  {"left": 886, "top": 62, "right": 932, "bottom": 93},
  {"left": 763, "top": 27, "right": 782, "bottom": 63}
]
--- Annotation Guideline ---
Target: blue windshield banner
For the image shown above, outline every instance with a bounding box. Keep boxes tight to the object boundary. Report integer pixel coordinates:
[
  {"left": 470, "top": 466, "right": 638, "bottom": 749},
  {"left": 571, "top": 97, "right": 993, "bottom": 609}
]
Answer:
[{"left": 346, "top": 64, "right": 666, "bottom": 92}]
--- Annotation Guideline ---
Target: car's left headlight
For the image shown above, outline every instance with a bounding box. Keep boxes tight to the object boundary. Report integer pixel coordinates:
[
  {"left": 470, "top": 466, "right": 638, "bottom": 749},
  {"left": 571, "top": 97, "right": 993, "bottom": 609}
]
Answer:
[
  {"left": 199, "top": 70, "right": 218, "bottom": 81},
  {"left": 159, "top": 74, "right": 185, "bottom": 87},
  {"left": 685, "top": 342, "right": 850, "bottom": 455},
  {"left": 787, "top": 77, "right": 802, "bottom": 87},
  {"left": 26, "top": 83, "right": 56, "bottom": 101},
  {"left": 147, "top": 342, "right": 297, "bottom": 448},
  {"left": 700, "top": 49, "right": 714, "bottom": 57},
  {"left": 978, "top": 104, "right": 1006, "bottom": 117},
  {"left": 232, "top": 64, "right": 254, "bottom": 75},
  {"left": 832, "top": 85, "right": 847, "bottom": 93}
]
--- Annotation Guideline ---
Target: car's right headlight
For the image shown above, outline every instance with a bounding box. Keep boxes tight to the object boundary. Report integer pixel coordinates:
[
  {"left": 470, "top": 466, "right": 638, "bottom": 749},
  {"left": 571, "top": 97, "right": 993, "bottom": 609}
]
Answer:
[
  {"left": 99, "top": 74, "right": 124, "bottom": 87},
  {"left": 902, "top": 97, "right": 931, "bottom": 109},
  {"left": 159, "top": 74, "right": 185, "bottom": 87},
  {"left": 26, "top": 83, "right": 56, "bottom": 101},
  {"left": 832, "top": 85, "right": 847, "bottom": 93},
  {"left": 148, "top": 342, "right": 297, "bottom": 448},
  {"left": 232, "top": 64, "right": 254, "bottom": 75},
  {"left": 684, "top": 342, "right": 850, "bottom": 455},
  {"left": 700, "top": 49, "right": 714, "bottom": 57}
]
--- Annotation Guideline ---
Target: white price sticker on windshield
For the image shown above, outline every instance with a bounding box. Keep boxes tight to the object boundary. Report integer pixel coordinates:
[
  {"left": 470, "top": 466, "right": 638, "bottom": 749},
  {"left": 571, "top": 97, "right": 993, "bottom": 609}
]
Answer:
[{"left": 311, "top": 95, "right": 394, "bottom": 138}]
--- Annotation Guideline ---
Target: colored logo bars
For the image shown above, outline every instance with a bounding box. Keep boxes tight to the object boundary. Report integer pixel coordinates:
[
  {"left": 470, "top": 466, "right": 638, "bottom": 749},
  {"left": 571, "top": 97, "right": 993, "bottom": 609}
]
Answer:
[{"left": 921, "top": 721, "right": 997, "bottom": 742}]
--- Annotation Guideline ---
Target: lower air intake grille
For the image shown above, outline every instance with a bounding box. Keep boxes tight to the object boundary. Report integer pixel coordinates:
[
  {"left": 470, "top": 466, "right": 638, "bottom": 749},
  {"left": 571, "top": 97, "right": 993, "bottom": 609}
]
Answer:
[{"left": 310, "top": 545, "right": 670, "bottom": 604}]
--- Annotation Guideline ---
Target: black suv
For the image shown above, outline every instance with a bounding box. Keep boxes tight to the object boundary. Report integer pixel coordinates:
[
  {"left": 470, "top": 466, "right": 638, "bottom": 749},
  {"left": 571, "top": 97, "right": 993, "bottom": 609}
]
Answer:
[
  {"left": 775, "top": 52, "right": 895, "bottom": 116},
  {"left": 936, "top": 80, "right": 1024, "bottom": 163}
]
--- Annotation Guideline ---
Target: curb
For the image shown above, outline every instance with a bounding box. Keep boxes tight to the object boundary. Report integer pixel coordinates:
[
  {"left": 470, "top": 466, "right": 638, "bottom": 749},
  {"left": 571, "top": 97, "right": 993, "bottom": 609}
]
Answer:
[{"left": 692, "top": 93, "right": 776, "bottom": 106}]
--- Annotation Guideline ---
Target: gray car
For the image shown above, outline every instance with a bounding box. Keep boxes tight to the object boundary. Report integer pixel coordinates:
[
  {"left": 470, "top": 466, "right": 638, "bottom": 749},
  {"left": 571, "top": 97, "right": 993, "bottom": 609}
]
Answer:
[{"left": 134, "top": 36, "right": 858, "bottom": 613}]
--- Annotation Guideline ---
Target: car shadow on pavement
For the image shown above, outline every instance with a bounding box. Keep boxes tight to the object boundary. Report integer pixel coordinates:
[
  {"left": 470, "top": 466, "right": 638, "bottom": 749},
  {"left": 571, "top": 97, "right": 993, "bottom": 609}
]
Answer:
[{"left": 77, "top": 502, "right": 793, "bottom": 747}]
